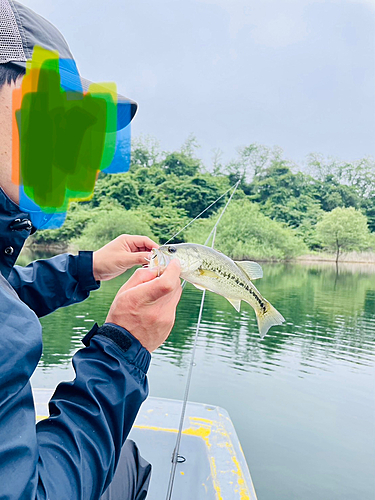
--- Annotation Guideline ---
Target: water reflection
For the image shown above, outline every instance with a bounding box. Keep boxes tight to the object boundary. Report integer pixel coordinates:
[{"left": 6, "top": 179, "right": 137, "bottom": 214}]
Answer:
[
  {"left": 155, "top": 263, "right": 375, "bottom": 377},
  {"left": 25, "top": 258, "right": 375, "bottom": 377},
  {"left": 18, "top": 252, "right": 374, "bottom": 500}
]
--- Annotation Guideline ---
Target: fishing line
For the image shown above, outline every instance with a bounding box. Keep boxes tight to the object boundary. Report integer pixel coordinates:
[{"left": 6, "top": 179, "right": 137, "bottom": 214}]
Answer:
[
  {"left": 169, "top": 179, "right": 240, "bottom": 290},
  {"left": 165, "top": 179, "right": 241, "bottom": 500},
  {"left": 164, "top": 181, "right": 239, "bottom": 245}
]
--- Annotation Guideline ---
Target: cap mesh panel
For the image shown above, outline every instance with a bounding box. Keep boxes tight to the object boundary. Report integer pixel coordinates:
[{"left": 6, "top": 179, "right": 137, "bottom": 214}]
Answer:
[{"left": 0, "top": 0, "right": 26, "bottom": 63}]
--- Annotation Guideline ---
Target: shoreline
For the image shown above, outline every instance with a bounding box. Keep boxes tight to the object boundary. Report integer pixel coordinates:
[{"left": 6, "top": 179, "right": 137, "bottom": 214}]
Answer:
[
  {"left": 297, "top": 251, "right": 375, "bottom": 265},
  {"left": 23, "top": 244, "right": 375, "bottom": 265}
]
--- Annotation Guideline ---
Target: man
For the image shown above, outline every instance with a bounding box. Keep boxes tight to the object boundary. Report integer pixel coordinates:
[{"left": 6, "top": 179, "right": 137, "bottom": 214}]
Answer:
[{"left": 0, "top": 1, "right": 182, "bottom": 498}]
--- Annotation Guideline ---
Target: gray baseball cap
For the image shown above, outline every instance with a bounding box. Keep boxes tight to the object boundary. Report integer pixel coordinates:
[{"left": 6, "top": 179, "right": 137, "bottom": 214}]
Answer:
[{"left": 0, "top": 0, "right": 138, "bottom": 128}]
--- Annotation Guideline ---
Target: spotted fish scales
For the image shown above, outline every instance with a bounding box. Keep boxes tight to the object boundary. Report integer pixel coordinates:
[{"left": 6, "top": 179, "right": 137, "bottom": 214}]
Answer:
[{"left": 149, "top": 243, "right": 285, "bottom": 338}]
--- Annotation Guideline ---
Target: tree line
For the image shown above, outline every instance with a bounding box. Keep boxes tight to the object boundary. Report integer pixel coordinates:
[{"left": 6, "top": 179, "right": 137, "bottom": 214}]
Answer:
[{"left": 29, "top": 135, "right": 375, "bottom": 262}]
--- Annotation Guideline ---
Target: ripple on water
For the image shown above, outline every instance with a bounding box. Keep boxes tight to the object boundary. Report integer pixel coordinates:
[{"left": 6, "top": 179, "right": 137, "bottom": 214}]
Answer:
[{"left": 34, "top": 261, "right": 375, "bottom": 500}]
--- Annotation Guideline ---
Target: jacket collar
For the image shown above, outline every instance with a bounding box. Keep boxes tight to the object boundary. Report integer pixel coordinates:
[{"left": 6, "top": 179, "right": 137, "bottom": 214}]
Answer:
[{"left": 0, "top": 188, "right": 33, "bottom": 280}]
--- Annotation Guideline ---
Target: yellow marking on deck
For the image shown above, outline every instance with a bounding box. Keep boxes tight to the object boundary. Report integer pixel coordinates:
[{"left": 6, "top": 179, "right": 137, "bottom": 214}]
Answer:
[
  {"left": 231, "top": 456, "right": 250, "bottom": 500},
  {"left": 209, "top": 457, "right": 223, "bottom": 500},
  {"left": 184, "top": 425, "right": 212, "bottom": 449},
  {"left": 134, "top": 423, "right": 223, "bottom": 498},
  {"left": 36, "top": 413, "right": 256, "bottom": 499},
  {"left": 133, "top": 424, "right": 178, "bottom": 433},
  {"left": 189, "top": 416, "right": 213, "bottom": 425},
  {"left": 133, "top": 423, "right": 212, "bottom": 448}
]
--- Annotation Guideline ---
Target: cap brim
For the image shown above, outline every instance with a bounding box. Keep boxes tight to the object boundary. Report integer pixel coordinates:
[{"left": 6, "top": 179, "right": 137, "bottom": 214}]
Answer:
[
  {"left": 10, "top": 60, "right": 138, "bottom": 130},
  {"left": 75, "top": 75, "right": 137, "bottom": 130}
]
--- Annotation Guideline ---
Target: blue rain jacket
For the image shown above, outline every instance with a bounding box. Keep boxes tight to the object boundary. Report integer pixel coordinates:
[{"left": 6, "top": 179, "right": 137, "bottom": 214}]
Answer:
[{"left": 0, "top": 189, "right": 151, "bottom": 499}]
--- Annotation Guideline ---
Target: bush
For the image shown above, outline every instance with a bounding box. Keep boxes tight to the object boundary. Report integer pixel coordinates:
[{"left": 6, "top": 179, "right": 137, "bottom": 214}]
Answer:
[
  {"left": 71, "top": 204, "right": 156, "bottom": 250},
  {"left": 28, "top": 203, "right": 92, "bottom": 247},
  {"left": 184, "top": 199, "right": 307, "bottom": 260}
]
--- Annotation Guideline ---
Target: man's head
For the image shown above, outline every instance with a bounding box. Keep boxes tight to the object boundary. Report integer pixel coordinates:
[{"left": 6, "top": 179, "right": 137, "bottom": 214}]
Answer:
[
  {"left": 0, "top": 0, "right": 137, "bottom": 229},
  {"left": 0, "top": 63, "right": 24, "bottom": 204},
  {"left": 0, "top": 62, "right": 25, "bottom": 90}
]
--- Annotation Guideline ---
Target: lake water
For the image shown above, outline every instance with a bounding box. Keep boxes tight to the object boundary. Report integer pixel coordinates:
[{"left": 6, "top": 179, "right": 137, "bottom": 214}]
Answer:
[{"left": 23, "top": 252, "right": 375, "bottom": 500}]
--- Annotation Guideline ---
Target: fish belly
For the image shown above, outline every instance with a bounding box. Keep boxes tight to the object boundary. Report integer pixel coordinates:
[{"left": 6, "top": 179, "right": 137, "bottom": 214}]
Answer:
[{"left": 185, "top": 270, "right": 262, "bottom": 311}]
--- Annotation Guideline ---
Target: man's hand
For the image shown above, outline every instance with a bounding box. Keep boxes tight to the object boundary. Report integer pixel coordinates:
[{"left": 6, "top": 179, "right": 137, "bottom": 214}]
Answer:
[
  {"left": 106, "top": 260, "right": 182, "bottom": 352},
  {"left": 93, "top": 234, "right": 158, "bottom": 281}
]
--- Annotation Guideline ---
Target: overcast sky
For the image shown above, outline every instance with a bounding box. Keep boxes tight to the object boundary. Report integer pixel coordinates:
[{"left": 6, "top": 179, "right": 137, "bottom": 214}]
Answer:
[{"left": 21, "top": 0, "right": 375, "bottom": 167}]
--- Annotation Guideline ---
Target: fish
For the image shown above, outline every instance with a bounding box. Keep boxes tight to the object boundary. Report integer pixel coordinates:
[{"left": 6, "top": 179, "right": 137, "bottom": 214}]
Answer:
[{"left": 148, "top": 243, "right": 285, "bottom": 338}]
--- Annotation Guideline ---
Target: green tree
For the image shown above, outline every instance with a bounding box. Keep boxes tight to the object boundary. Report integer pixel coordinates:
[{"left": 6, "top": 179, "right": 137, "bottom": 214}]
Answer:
[
  {"left": 211, "top": 148, "right": 224, "bottom": 175},
  {"left": 162, "top": 152, "right": 200, "bottom": 177},
  {"left": 312, "top": 175, "right": 360, "bottom": 212},
  {"left": 307, "top": 154, "right": 375, "bottom": 198},
  {"left": 247, "top": 163, "right": 323, "bottom": 245},
  {"left": 226, "top": 143, "right": 285, "bottom": 183},
  {"left": 361, "top": 197, "right": 375, "bottom": 232},
  {"left": 26, "top": 136, "right": 375, "bottom": 261},
  {"left": 315, "top": 207, "right": 370, "bottom": 264},
  {"left": 130, "top": 135, "right": 162, "bottom": 170},
  {"left": 307, "top": 154, "right": 375, "bottom": 226},
  {"left": 131, "top": 203, "right": 189, "bottom": 243},
  {"left": 180, "top": 133, "right": 201, "bottom": 158},
  {"left": 90, "top": 174, "right": 141, "bottom": 209},
  {"left": 156, "top": 174, "right": 227, "bottom": 218}
]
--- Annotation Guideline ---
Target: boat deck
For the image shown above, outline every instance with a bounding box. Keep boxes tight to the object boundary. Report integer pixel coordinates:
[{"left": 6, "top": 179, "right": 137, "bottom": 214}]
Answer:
[{"left": 34, "top": 388, "right": 257, "bottom": 499}]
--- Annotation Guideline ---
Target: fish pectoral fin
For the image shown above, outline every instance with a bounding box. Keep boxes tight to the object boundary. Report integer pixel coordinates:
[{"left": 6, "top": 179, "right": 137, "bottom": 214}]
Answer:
[
  {"left": 199, "top": 269, "right": 220, "bottom": 279},
  {"left": 234, "top": 261, "right": 263, "bottom": 280},
  {"left": 225, "top": 297, "right": 241, "bottom": 312},
  {"left": 193, "top": 283, "right": 207, "bottom": 291}
]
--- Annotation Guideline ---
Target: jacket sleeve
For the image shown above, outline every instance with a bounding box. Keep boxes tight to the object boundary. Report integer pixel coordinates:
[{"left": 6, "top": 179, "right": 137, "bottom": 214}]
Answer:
[
  {"left": 0, "top": 275, "right": 150, "bottom": 500},
  {"left": 36, "top": 326, "right": 151, "bottom": 499},
  {"left": 7, "top": 251, "right": 100, "bottom": 317}
]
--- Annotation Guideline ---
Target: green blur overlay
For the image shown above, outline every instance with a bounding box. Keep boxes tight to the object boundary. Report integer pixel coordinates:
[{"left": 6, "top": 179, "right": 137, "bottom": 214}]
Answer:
[{"left": 17, "top": 57, "right": 117, "bottom": 212}]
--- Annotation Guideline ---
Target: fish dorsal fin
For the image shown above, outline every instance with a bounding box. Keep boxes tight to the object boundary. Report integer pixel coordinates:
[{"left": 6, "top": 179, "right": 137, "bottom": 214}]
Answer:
[
  {"left": 226, "top": 297, "right": 241, "bottom": 312},
  {"left": 234, "top": 261, "right": 263, "bottom": 280}
]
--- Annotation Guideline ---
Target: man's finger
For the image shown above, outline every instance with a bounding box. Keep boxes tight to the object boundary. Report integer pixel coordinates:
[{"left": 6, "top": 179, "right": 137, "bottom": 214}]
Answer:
[
  {"left": 126, "top": 251, "right": 154, "bottom": 267},
  {"left": 139, "top": 260, "right": 181, "bottom": 303},
  {"left": 120, "top": 267, "right": 158, "bottom": 293},
  {"left": 161, "top": 258, "right": 181, "bottom": 277},
  {"left": 126, "top": 235, "right": 159, "bottom": 252},
  {"left": 166, "top": 279, "right": 183, "bottom": 308}
]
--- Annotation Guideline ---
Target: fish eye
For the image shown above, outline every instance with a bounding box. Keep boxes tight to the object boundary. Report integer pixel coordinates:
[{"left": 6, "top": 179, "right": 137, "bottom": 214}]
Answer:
[{"left": 168, "top": 246, "right": 177, "bottom": 254}]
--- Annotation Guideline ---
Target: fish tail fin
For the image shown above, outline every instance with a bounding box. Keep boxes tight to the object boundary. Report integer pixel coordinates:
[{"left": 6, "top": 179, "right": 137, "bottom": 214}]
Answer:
[{"left": 255, "top": 301, "right": 285, "bottom": 338}]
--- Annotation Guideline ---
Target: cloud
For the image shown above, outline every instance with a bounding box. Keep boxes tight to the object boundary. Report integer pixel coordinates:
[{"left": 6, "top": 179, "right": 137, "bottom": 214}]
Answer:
[
  {"left": 16, "top": 0, "right": 375, "bottom": 165},
  {"left": 198, "top": 0, "right": 374, "bottom": 47}
]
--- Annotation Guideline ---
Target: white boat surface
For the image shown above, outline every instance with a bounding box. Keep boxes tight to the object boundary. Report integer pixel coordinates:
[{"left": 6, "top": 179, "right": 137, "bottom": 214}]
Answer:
[{"left": 34, "top": 388, "right": 257, "bottom": 499}]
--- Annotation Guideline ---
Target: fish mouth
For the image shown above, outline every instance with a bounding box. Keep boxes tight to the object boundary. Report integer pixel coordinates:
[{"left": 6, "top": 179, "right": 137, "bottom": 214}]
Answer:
[{"left": 149, "top": 248, "right": 169, "bottom": 271}]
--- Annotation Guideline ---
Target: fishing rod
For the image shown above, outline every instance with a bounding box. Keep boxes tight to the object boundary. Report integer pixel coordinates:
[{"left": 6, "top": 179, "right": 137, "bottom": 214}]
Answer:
[{"left": 165, "top": 179, "right": 241, "bottom": 500}]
